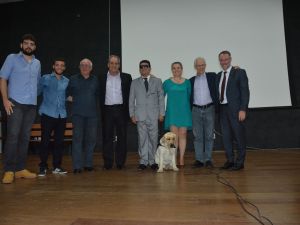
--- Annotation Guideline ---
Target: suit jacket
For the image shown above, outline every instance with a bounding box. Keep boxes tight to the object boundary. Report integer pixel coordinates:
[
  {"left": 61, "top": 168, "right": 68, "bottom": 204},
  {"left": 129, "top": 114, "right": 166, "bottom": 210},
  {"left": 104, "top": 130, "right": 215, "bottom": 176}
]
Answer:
[
  {"left": 129, "top": 75, "right": 165, "bottom": 121},
  {"left": 217, "top": 68, "right": 250, "bottom": 113},
  {"left": 190, "top": 72, "right": 218, "bottom": 108},
  {"left": 99, "top": 72, "right": 132, "bottom": 119}
]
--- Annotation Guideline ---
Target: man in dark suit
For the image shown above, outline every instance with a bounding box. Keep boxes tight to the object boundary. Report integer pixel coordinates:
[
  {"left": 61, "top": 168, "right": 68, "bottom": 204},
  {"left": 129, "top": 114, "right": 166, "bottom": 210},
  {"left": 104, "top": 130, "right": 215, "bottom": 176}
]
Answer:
[
  {"left": 190, "top": 57, "right": 218, "bottom": 168},
  {"left": 99, "top": 55, "right": 132, "bottom": 170},
  {"left": 217, "top": 50, "right": 250, "bottom": 170}
]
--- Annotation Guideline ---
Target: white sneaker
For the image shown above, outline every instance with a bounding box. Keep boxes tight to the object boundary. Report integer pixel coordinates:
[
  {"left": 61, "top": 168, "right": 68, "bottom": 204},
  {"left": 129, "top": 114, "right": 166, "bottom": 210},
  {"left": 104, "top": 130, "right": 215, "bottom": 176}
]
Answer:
[{"left": 52, "top": 168, "right": 67, "bottom": 175}]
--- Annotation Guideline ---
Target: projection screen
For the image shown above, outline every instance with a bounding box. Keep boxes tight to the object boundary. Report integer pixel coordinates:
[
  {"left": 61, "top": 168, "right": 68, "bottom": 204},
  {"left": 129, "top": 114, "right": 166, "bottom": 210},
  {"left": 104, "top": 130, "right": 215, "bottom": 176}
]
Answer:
[{"left": 121, "top": 0, "right": 291, "bottom": 108}]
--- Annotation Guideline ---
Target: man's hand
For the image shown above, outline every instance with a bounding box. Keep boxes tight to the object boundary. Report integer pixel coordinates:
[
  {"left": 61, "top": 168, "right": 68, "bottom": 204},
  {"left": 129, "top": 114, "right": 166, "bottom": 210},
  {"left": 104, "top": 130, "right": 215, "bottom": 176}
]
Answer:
[
  {"left": 238, "top": 110, "right": 246, "bottom": 122},
  {"left": 131, "top": 116, "right": 137, "bottom": 124},
  {"left": 66, "top": 96, "right": 73, "bottom": 102},
  {"left": 159, "top": 115, "right": 164, "bottom": 122},
  {"left": 3, "top": 99, "right": 14, "bottom": 115}
]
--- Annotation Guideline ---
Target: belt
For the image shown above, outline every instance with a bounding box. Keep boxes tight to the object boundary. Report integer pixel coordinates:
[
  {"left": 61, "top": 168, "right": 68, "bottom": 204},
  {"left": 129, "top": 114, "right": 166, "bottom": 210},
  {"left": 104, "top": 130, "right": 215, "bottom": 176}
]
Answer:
[
  {"left": 104, "top": 104, "right": 123, "bottom": 108},
  {"left": 193, "top": 103, "right": 214, "bottom": 109}
]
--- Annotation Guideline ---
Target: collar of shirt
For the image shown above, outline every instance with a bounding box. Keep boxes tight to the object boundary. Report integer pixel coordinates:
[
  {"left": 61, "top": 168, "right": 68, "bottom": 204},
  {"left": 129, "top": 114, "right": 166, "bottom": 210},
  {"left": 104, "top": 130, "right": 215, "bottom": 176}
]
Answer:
[
  {"left": 18, "top": 51, "right": 36, "bottom": 61},
  {"left": 50, "top": 72, "right": 66, "bottom": 80},
  {"left": 107, "top": 71, "right": 121, "bottom": 79},
  {"left": 196, "top": 72, "right": 206, "bottom": 79},
  {"left": 141, "top": 75, "right": 150, "bottom": 82},
  {"left": 224, "top": 66, "right": 232, "bottom": 76}
]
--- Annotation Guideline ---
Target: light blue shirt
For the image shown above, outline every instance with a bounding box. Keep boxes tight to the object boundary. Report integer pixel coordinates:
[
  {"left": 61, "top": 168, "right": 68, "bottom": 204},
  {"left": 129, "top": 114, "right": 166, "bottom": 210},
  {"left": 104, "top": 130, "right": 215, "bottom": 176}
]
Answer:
[
  {"left": 0, "top": 52, "right": 41, "bottom": 105},
  {"left": 193, "top": 73, "right": 213, "bottom": 105},
  {"left": 39, "top": 73, "right": 69, "bottom": 118}
]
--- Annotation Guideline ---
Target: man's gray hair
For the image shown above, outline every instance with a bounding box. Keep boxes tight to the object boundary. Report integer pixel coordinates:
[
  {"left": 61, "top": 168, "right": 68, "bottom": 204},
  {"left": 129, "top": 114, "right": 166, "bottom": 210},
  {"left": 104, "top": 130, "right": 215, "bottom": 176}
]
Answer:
[
  {"left": 80, "top": 58, "right": 93, "bottom": 68},
  {"left": 194, "top": 57, "right": 206, "bottom": 67}
]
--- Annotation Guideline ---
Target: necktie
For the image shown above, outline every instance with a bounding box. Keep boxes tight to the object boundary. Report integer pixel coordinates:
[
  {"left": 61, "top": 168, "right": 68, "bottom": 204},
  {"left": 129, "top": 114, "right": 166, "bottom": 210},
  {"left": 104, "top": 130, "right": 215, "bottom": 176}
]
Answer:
[
  {"left": 220, "top": 71, "right": 227, "bottom": 103},
  {"left": 143, "top": 78, "right": 148, "bottom": 92}
]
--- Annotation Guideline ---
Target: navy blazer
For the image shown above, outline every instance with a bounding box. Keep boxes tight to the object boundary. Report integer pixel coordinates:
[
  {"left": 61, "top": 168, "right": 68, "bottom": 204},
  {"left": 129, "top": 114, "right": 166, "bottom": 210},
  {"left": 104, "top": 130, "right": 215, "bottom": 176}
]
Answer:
[
  {"left": 99, "top": 72, "right": 132, "bottom": 119},
  {"left": 217, "top": 68, "right": 250, "bottom": 112},
  {"left": 190, "top": 72, "right": 219, "bottom": 108}
]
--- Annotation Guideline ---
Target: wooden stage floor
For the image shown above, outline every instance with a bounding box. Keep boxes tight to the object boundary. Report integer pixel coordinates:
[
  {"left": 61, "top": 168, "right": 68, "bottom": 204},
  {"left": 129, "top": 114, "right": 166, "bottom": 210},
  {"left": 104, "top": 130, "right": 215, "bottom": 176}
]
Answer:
[{"left": 0, "top": 150, "right": 300, "bottom": 225}]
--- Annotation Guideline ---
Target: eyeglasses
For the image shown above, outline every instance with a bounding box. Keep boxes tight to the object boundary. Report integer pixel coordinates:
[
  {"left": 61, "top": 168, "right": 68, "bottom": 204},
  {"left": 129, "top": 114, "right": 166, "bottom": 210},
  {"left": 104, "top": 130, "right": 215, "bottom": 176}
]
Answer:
[{"left": 139, "top": 64, "right": 150, "bottom": 69}]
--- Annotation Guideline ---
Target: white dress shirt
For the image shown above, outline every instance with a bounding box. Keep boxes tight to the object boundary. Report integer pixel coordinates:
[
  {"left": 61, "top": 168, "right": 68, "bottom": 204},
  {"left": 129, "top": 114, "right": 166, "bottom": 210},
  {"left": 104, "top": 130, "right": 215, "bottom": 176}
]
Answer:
[
  {"left": 219, "top": 66, "right": 232, "bottom": 104},
  {"left": 105, "top": 72, "right": 123, "bottom": 105}
]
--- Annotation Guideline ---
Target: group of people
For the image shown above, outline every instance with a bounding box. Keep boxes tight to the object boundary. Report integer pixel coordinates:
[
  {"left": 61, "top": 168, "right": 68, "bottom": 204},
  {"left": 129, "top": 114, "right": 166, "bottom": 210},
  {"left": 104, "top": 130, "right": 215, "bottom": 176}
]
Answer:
[{"left": 0, "top": 34, "right": 250, "bottom": 184}]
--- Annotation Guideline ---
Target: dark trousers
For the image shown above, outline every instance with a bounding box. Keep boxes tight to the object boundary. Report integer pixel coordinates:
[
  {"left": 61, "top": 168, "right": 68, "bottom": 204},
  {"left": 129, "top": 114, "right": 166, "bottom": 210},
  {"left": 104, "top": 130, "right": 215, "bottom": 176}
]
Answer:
[
  {"left": 72, "top": 115, "right": 98, "bottom": 169},
  {"left": 220, "top": 105, "right": 246, "bottom": 166},
  {"left": 3, "top": 100, "right": 36, "bottom": 172},
  {"left": 39, "top": 114, "right": 66, "bottom": 169},
  {"left": 102, "top": 105, "right": 128, "bottom": 167}
]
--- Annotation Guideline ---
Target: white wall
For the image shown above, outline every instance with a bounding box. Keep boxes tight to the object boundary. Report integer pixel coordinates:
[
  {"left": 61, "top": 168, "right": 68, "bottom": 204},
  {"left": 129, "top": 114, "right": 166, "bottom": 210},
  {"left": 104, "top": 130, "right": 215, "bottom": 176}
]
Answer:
[{"left": 121, "top": 0, "right": 291, "bottom": 108}]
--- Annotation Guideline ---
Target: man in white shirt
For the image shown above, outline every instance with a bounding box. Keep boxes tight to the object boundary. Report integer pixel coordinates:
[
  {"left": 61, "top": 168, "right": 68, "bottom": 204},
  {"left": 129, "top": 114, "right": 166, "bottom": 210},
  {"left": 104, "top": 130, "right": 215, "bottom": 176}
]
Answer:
[{"left": 99, "top": 55, "right": 132, "bottom": 170}]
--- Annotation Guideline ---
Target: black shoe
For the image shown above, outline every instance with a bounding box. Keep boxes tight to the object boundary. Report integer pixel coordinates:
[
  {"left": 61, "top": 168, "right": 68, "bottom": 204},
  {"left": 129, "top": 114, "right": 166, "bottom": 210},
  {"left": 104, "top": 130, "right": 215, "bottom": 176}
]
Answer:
[
  {"left": 192, "top": 160, "right": 204, "bottom": 168},
  {"left": 116, "top": 165, "right": 124, "bottom": 170},
  {"left": 205, "top": 160, "right": 214, "bottom": 168},
  {"left": 138, "top": 164, "right": 147, "bottom": 170},
  {"left": 221, "top": 161, "right": 234, "bottom": 170},
  {"left": 150, "top": 163, "right": 158, "bottom": 170},
  {"left": 103, "top": 165, "right": 112, "bottom": 170},
  {"left": 84, "top": 167, "right": 94, "bottom": 171},
  {"left": 38, "top": 167, "right": 47, "bottom": 177},
  {"left": 231, "top": 164, "right": 244, "bottom": 171},
  {"left": 73, "top": 169, "right": 82, "bottom": 174}
]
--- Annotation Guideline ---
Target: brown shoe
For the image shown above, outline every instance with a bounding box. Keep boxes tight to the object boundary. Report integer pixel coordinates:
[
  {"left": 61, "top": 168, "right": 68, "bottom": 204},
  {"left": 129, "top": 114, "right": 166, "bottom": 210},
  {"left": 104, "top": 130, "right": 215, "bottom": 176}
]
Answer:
[
  {"left": 2, "top": 171, "right": 14, "bottom": 184},
  {"left": 15, "top": 169, "right": 37, "bottom": 179}
]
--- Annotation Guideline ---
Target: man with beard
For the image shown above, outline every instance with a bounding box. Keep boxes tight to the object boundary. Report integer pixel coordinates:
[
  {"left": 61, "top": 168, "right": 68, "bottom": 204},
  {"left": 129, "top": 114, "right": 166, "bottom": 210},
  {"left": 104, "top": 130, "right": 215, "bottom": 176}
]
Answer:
[
  {"left": 0, "top": 34, "right": 41, "bottom": 184},
  {"left": 37, "top": 58, "right": 69, "bottom": 176}
]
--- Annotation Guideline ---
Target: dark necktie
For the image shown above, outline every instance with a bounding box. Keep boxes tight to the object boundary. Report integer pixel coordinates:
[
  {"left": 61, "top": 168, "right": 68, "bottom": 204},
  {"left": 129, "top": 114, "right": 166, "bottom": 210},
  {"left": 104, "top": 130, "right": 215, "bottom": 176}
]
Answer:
[
  {"left": 220, "top": 71, "right": 227, "bottom": 103},
  {"left": 143, "top": 78, "right": 148, "bottom": 92}
]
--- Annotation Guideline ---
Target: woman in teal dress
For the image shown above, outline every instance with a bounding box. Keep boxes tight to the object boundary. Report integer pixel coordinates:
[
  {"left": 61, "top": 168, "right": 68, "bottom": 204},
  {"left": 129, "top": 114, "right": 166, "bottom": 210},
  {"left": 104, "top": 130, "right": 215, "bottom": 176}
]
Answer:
[{"left": 163, "top": 62, "right": 192, "bottom": 167}]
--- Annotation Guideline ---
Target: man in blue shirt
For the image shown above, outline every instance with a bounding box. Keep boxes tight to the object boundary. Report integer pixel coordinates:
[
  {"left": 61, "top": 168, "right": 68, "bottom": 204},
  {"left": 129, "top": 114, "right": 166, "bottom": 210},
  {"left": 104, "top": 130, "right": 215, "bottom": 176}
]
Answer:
[
  {"left": 38, "top": 58, "right": 69, "bottom": 176},
  {"left": 67, "top": 58, "right": 99, "bottom": 173},
  {"left": 0, "top": 34, "right": 41, "bottom": 184},
  {"left": 190, "top": 57, "right": 218, "bottom": 169}
]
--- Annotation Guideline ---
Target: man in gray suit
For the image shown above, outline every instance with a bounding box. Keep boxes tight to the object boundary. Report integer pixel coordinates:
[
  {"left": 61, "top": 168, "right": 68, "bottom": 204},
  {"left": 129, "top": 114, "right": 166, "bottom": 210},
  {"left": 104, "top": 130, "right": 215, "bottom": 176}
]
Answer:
[
  {"left": 217, "top": 50, "right": 250, "bottom": 171},
  {"left": 129, "top": 60, "right": 165, "bottom": 170}
]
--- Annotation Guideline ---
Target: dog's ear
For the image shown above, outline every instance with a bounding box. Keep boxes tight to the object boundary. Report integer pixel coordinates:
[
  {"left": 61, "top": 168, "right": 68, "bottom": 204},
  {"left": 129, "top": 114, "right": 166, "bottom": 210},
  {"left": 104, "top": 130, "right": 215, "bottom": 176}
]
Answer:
[{"left": 160, "top": 135, "right": 166, "bottom": 147}]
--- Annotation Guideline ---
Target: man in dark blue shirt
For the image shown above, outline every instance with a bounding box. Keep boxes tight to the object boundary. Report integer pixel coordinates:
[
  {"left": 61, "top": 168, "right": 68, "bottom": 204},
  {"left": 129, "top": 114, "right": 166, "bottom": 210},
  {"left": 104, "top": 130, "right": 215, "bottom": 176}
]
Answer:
[
  {"left": 67, "top": 58, "right": 99, "bottom": 173},
  {"left": 38, "top": 58, "right": 69, "bottom": 176}
]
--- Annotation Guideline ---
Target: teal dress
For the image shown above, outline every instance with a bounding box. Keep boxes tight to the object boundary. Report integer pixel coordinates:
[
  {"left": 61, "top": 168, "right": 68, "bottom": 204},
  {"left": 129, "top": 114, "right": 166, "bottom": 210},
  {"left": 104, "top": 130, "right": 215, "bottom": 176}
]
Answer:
[{"left": 163, "top": 78, "right": 192, "bottom": 130}]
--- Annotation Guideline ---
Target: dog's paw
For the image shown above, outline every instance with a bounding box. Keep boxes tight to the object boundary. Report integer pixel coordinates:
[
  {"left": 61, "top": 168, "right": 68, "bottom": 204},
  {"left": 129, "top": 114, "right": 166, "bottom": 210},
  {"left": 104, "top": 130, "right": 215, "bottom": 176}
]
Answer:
[
  {"left": 173, "top": 167, "right": 179, "bottom": 171},
  {"left": 157, "top": 169, "right": 163, "bottom": 173}
]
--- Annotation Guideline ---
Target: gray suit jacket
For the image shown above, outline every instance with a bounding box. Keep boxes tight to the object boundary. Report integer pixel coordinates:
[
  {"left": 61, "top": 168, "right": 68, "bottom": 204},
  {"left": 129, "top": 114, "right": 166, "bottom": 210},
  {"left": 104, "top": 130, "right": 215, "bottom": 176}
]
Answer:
[{"left": 129, "top": 75, "right": 165, "bottom": 121}]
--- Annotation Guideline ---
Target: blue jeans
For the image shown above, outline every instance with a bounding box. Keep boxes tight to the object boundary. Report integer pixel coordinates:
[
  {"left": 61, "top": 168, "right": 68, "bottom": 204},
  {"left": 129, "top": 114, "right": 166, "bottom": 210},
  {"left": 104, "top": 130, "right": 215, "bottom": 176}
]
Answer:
[
  {"left": 3, "top": 99, "right": 36, "bottom": 171},
  {"left": 192, "top": 105, "right": 215, "bottom": 163},
  {"left": 71, "top": 115, "right": 98, "bottom": 169}
]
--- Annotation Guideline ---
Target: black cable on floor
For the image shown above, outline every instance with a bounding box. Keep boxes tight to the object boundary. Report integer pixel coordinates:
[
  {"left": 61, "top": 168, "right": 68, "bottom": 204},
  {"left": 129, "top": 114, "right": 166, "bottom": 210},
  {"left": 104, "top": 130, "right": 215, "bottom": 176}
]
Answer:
[{"left": 208, "top": 168, "right": 274, "bottom": 225}]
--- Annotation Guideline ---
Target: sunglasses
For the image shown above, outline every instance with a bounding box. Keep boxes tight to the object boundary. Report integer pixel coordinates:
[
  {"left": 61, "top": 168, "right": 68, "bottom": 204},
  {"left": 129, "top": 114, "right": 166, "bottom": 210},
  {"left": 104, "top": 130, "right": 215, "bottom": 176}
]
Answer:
[{"left": 139, "top": 64, "right": 150, "bottom": 69}]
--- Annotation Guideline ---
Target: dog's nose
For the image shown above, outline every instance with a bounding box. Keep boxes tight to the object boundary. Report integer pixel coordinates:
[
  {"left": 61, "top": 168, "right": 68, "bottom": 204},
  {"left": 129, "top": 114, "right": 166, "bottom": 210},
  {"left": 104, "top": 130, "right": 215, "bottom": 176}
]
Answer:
[{"left": 170, "top": 144, "right": 176, "bottom": 148}]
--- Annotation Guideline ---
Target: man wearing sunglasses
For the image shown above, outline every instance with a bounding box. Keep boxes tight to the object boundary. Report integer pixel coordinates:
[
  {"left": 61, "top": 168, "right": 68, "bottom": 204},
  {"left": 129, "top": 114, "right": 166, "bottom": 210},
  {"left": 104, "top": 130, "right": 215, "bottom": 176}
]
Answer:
[{"left": 129, "top": 60, "right": 165, "bottom": 170}]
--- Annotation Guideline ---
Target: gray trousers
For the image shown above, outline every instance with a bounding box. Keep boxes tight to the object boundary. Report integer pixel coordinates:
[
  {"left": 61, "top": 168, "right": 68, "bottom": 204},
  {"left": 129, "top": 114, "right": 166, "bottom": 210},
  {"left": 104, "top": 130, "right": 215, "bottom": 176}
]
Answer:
[
  {"left": 3, "top": 99, "right": 36, "bottom": 172},
  {"left": 137, "top": 118, "right": 158, "bottom": 165}
]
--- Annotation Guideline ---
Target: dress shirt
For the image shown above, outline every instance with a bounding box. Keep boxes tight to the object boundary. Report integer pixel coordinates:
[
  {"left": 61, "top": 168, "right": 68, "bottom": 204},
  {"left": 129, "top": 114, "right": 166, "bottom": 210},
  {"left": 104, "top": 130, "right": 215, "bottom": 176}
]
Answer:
[
  {"left": 105, "top": 72, "right": 123, "bottom": 105},
  {"left": 219, "top": 66, "right": 232, "bottom": 104},
  {"left": 193, "top": 73, "right": 213, "bottom": 105},
  {"left": 0, "top": 52, "right": 41, "bottom": 105}
]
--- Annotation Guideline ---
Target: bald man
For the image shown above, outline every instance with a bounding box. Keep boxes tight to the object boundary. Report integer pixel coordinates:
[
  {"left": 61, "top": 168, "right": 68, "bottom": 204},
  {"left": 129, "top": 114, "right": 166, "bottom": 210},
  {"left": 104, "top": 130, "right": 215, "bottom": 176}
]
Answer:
[{"left": 67, "top": 58, "right": 99, "bottom": 173}]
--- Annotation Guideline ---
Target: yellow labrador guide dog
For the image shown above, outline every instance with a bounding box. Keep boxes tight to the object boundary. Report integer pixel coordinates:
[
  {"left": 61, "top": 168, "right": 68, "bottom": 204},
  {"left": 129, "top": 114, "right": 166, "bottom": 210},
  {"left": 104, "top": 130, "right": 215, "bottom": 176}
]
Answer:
[{"left": 155, "top": 132, "right": 179, "bottom": 173}]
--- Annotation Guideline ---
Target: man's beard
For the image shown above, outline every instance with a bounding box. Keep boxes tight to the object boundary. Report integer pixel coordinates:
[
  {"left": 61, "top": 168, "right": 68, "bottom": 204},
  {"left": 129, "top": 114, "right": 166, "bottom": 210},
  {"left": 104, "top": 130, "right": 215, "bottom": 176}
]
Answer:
[{"left": 21, "top": 48, "right": 35, "bottom": 56}]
